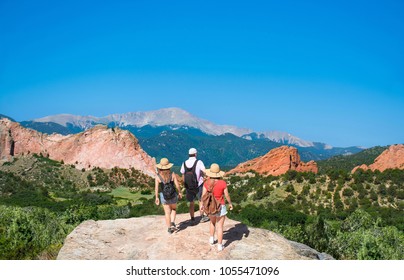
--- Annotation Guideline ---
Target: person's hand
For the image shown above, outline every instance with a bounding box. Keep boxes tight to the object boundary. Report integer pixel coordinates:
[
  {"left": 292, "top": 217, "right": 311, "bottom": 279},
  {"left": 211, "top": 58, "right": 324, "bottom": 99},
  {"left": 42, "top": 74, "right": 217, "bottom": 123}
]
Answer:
[
  {"left": 155, "top": 197, "right": 160, "bottom": 206},
  {"left": 178, "top": 192, "right": 183, "bottom": 199},
  {"left": 228, "top": 203, "right": 233, "bottom": 211}
]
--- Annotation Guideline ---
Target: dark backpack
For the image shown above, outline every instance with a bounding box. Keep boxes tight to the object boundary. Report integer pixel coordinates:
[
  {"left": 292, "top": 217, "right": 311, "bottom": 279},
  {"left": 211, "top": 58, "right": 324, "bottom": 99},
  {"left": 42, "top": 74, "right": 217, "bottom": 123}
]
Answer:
[
  {"left": 158, "top": 173, "right": 176, "bottom": 200},
  {"left": 183, "top": 160, "right": 199, "bottom": 190},
  {"left": 202, "top": 181, "right": 221, "bottom": 215}
]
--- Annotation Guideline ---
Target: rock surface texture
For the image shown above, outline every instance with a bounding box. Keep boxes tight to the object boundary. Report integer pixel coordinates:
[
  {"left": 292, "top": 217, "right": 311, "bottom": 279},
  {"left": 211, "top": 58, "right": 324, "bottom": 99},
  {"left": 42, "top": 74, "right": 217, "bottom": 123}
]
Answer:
[
  {"left": 0, "top": 119, "right": 155, "bottom": 176},
  {"left": 228, "top": 146, "right": 318, "bottom": 176},
  {"left": 352, "top": 144, "right": 404, "bottom": 173},
  {"left": 57, "top": 214, "right": 333, "bottom": 260}
]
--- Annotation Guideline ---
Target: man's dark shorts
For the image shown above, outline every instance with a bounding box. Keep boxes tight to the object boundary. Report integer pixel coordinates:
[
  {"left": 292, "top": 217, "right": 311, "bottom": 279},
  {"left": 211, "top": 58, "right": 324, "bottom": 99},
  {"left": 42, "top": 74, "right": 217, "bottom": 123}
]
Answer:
[{"left": 186, "top": 185, "right": 203, "bottom": 202}]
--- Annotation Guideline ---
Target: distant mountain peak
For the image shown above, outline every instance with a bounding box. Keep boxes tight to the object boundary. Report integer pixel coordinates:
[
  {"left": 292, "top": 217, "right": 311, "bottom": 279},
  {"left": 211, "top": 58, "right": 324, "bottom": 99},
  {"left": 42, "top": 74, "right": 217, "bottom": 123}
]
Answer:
[
  {"left": 32, "top": 107, "right": 319, "bottom": 148},
  {"left": 34, "top": 114, "right": 99, "bottom": 129}
]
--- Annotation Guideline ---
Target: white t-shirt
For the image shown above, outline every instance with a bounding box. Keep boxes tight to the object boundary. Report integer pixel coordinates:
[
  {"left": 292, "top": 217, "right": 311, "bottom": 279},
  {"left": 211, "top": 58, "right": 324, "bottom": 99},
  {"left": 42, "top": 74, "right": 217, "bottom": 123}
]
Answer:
[{"left": 180, "top": 157, "right": 206, "bottom": 186}]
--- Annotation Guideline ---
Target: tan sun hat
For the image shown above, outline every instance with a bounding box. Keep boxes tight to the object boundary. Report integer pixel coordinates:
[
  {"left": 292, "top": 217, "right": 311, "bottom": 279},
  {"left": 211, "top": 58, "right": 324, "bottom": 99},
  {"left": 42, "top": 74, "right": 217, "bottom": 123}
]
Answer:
[
  {"left": 205, "top": 163, "right": 225, "bottom": 178},
  {"left": 156, "top": 158, "right": 174, "bottom": 170}
]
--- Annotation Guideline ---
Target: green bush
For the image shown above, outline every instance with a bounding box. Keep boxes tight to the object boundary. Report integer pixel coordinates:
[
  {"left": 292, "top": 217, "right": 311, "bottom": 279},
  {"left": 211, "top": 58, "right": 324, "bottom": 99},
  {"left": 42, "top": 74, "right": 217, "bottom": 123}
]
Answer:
[{"left": 0, "top": 206, "right": 74, "bottom": 260}]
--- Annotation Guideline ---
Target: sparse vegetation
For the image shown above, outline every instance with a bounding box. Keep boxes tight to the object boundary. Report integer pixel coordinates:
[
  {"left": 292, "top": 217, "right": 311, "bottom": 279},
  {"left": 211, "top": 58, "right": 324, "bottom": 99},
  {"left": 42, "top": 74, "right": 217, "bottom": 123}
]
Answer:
[
  {"left": 0, "top": 154, "right": 403, "bottom": 260},
  {"left": 226, "top": 169, "right": 404, "bottom": 259}
]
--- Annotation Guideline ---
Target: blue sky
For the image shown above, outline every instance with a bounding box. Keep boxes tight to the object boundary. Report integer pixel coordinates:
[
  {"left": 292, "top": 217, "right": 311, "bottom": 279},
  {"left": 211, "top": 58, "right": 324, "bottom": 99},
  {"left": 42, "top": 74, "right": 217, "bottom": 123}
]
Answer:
[{"left": 0, "top": 0, "right": 403, "bottom": 148}]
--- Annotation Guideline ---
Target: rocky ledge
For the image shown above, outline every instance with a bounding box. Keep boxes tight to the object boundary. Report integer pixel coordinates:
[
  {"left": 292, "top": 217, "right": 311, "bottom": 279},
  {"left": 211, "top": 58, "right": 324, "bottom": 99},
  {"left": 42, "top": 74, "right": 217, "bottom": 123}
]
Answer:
[{"left": 57, "top": 214, "right": 333, "bottom": 260}]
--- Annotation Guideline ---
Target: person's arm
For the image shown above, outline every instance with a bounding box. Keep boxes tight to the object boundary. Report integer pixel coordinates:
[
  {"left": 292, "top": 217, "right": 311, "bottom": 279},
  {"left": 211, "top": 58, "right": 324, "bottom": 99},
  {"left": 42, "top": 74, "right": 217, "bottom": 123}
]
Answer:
[
  {"left": 173, "top": 173, "right": 182, "bottom": 199},
  {"left": 155, "top": 177, "right": 160, "bottom": 205},
  {"left": 196, "top": 160, "right": 206, "bottom": 186},
  {"left": 200, "top": 185, "right": 207, "bottom": 211},
  {"left": 180, "top": 163, "right": 185, "bottom": 182},
  {"left": 199, "top": 161, "right": 206, "bottom": 177},
  {"left": 224, "top": 187, "right": 233, "bottom": 210}
]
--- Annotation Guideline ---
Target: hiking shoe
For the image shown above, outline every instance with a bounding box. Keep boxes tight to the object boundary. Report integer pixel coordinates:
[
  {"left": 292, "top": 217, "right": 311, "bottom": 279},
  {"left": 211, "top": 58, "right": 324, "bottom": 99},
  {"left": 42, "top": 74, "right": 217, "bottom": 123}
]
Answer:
[
  {"left": 201, "top": 215, "right": 210, "bottom": 223},
  {"left": 217, "top": 244, "right": 224, "bottom": 252},
  {"left": 170, "top": 222, "right": 179, "bottom": 233},
  {"left": 209, "top": 236, "right": 215, "bottom": 245},
  {"left": 168, "top": 228, "right": 174, "bottom": 234}
]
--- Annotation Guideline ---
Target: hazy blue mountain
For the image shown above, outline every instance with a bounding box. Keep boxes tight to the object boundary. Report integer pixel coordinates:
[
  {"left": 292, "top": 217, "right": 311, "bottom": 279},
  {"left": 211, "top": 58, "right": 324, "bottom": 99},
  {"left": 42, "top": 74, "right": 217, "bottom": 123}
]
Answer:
[
  {"left": 31, "top": 108, "right": 315, "bottom": 147},
  {"left": 20, "top": 121, "right": 74, "bottom": 135},
  {"left": 0, "top": 114, "right": 16, "bottom": 122},
  {"left": 136, "top": 129, "right": 282, "bottom": 168},
  {"left": 18, "top": 120, "right": 364, "bottom": 166},
  {"left": 317, "top": 146, "right": 389, "bottom": 173},
  {"left": 119, "top": 126, "right": 364, "bottom": 166},
  {"left": 14, "top": 108, "right": 366, "bottom": 166},
  {"left": 298, "top": 143, "right": 364, "bottom": 162}
]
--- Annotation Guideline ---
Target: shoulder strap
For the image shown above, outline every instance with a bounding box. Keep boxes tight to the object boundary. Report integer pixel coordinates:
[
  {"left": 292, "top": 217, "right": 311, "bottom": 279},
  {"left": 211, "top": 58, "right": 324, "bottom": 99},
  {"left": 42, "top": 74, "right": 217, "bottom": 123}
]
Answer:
[
  {"left": 157, "top": 173, "right": 170, "bottom": 184},
  {"left": 191, "top": 159, "right": 199, "bottom": 173},
  {"left": 157, "top": 173, "right": 165, "bottom": 184},
  {"left": 185, "top": 159, "right": 199, "bottom": 172},
  {"left": 208, "top": 179, "right": 216, "bottom": 193}
]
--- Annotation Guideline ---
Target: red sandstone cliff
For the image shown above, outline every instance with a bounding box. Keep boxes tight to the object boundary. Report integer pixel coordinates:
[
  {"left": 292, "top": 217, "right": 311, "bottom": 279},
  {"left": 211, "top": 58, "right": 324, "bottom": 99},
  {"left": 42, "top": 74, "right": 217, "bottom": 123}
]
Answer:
[
  {"left": 0, "top": 118, "right": 155, "bottom": 176},
  {"left": 227, "top": 146, "right": 318, "bottom": 176},
  {"left": 352, "top": 144, "right": 404, "bottom": 173}
]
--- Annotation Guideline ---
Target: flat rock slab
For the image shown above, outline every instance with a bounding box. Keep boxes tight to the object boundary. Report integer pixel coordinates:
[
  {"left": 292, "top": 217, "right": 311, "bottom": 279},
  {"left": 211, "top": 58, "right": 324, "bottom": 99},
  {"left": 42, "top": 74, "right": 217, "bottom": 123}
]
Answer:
[{"left": 57, "top": 214, "right": 333, "bottom": 260}]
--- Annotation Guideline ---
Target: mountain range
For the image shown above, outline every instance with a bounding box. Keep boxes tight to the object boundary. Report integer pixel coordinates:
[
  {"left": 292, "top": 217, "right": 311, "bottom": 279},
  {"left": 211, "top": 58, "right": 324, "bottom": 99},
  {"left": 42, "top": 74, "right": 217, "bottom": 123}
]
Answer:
[
  {"left": 3, "top": 108, "right": 363, "bottom": 166},
  {"left": 28, "top": 107, "right": 314, "bottom": 145}
]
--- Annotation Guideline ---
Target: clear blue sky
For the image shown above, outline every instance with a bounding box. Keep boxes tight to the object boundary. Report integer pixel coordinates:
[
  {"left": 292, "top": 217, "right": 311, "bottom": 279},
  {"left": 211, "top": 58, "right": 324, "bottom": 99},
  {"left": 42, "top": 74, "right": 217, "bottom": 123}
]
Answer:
[{"left": 1, "top": 0, "right": 403, "bottom": 148}]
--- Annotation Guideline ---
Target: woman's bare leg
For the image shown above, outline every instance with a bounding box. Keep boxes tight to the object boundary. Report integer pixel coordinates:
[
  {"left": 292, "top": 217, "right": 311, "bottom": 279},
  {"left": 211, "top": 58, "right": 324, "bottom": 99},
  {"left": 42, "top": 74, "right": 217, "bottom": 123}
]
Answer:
[{"left": 216, "top": 215, "right": 226, "bottom": 245}]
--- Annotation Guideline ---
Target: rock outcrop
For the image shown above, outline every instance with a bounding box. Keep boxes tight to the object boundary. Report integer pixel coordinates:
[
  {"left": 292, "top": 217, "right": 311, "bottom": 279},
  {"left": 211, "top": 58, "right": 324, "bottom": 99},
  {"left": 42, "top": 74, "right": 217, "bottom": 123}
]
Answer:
[
  {"left": 0, "top": 118, "right": 155, "bottom": 176},
  {"left": 57, "top": 214, "right": 333, "bottom": 260},
  {"left": 352, "top": 144, "right": 404, "bottom": 173},
  {"left": 227, "top": 146, "right": 318, "bottom": 176}
]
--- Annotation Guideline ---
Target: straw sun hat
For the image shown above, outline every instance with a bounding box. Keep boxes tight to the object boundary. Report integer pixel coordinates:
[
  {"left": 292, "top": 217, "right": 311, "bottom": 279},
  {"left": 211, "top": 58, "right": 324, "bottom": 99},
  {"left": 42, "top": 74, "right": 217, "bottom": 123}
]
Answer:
[
  {"left": 205, "top": 163, "right": 225, "bottom": 178},
  {"left": 156, "top": 158, "right": 174, "bottom": 170}
]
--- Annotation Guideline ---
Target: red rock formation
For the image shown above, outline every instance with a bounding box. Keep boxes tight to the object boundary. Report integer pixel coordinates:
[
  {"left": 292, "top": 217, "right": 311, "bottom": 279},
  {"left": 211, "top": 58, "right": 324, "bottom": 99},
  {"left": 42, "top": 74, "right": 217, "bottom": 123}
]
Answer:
[
  {"left": 227, "top": 146, "right": 318, "bottom": 176},
  {"left": 0, "top": 118, "right": 155, "bottom": 176},
  {"left": 352, "top": 144, "right": 404, "bottom": 173}
]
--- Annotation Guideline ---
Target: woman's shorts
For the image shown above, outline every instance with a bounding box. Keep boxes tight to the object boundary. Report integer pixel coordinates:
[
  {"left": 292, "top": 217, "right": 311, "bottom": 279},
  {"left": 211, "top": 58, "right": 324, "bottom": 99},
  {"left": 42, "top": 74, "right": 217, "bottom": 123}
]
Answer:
[
  {"left": 159, "top": 192, "right": 178, "bottom": 205},
  {"left": 211, "top": 205, "right": 227, "bottom": 217},
  {"left": 186, "top": 185, "right": 203, "bottom": 202}
]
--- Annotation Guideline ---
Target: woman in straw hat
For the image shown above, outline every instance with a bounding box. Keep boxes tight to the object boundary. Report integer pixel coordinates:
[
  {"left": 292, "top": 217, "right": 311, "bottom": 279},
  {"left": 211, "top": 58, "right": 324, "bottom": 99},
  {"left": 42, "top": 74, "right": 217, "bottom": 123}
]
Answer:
[
  {"left": 201, "top": 163, "right": 233, "bottom": 251},
  {"left": 155, "top": 158, "right": 183, "bottom": 234}
]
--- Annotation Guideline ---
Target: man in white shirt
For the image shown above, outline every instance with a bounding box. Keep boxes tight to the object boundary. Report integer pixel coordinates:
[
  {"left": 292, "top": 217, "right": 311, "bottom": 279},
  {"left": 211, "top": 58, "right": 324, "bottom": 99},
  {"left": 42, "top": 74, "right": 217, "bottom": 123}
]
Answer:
[{"left": 180, "top": 148, "right": 209, "bottom": 224}]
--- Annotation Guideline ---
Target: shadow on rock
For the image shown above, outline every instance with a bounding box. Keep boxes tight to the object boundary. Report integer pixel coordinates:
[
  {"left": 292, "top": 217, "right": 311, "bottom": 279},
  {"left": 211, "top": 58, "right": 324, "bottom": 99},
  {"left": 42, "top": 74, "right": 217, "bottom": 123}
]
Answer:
[
  {"left": 223, "top": 223, "right": 250, "bottom": 247},
  {"left": 177, "top": 216, "right": 200, "bottom": 231}
]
